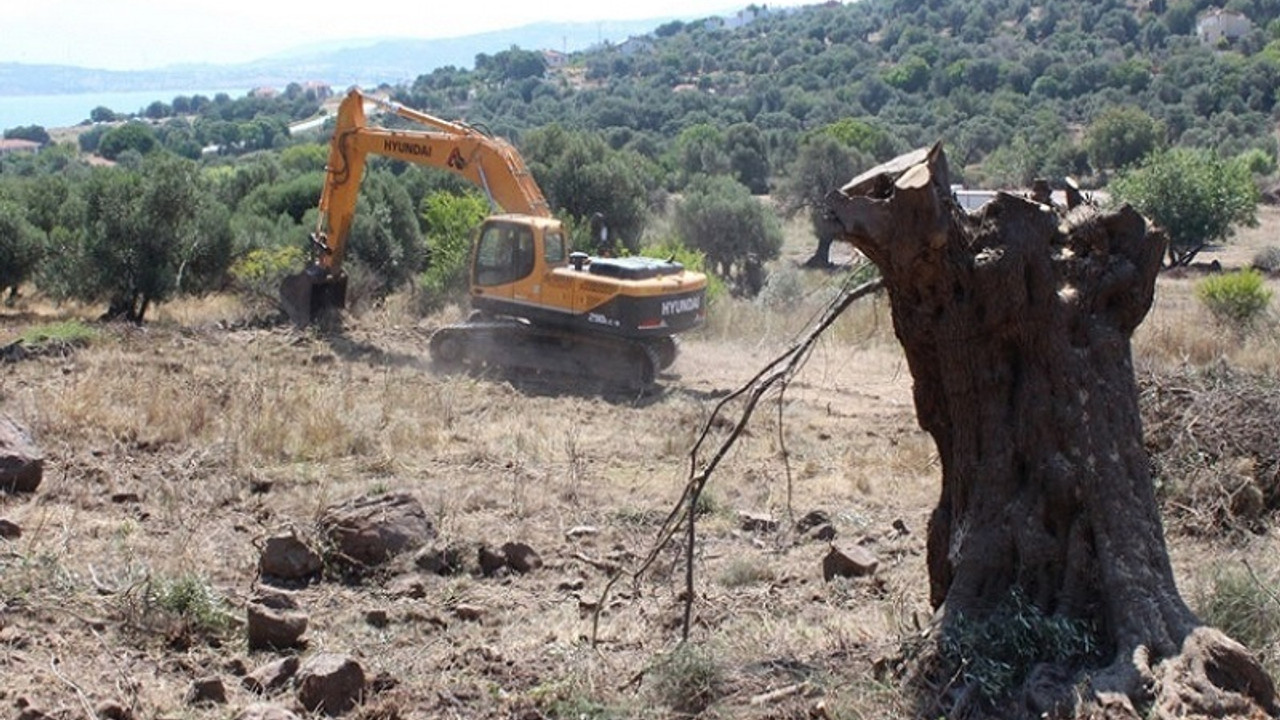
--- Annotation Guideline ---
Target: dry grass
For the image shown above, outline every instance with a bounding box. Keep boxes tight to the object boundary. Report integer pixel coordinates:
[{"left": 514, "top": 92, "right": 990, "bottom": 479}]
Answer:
[{"left": 2, "top": 215, "right": 1278, "bottom": 719}]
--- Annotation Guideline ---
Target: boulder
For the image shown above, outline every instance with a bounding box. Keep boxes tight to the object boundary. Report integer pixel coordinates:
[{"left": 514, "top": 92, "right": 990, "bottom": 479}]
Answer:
[
  {"left": 259, "top": 533, "right": 323, "bottom": 581},
  {"left": 500, "top": 542, "right": 543, "bottom": 574},
  {"left": 739, "top": 512, "right": 779, "bottom": 533},
  {"left": 0, "top": 518, "right": 21, "bottom": 539},
  {"left": 0, "top": 416, "right": 42, "bottom": 493},
  {"left": 822, "top": 544, "right": 879, "bottom": 581},
  {"left": 186, "top": 676, "right": 227, "bottom": 705},
  {"left": 243, "top": 656, "right": 300, "bottom": 694},
  {"left": 246, "top": 592, "right": 308, "bottom": 650},
  {"left": 319, "top": 493, "right": 435, "bottom": 567},
  {"left": 295, "top": 653, "right": 366, "bottom": 715}
]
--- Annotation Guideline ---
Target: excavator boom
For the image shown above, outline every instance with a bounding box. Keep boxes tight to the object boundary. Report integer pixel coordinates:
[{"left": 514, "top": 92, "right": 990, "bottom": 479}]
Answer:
[{"left": 281, "top": 89, "right": 550, "bottom": 325}]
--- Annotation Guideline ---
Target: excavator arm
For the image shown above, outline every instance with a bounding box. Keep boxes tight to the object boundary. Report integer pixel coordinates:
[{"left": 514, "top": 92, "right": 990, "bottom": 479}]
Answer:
[{"left": 281, "top": 89, "right": 552, "bottom": 324}]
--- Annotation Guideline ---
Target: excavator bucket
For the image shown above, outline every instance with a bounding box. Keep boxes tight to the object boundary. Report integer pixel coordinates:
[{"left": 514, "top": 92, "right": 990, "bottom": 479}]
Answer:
[{"left": 279, "top": 266, "right": 347, "bottom": 327}]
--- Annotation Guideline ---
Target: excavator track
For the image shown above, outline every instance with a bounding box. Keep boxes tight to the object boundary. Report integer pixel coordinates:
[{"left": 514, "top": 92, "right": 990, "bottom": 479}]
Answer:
[{"left": 428, "top": 318, "right": 667, "bottom": 392}]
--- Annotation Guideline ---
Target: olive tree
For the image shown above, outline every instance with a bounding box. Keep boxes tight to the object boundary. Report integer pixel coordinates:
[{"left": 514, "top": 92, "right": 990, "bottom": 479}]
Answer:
[
  {"left": 674, "top": 174, "right": 782, "bottom": 296},
  {"left": 1111, "top": 147, "right": 1258, "bottom": 266}
]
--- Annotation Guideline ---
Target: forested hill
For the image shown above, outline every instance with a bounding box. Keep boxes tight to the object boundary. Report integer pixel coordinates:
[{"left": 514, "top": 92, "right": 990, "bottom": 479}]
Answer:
[{"left": 393, "top": 0, "right": 1280, "bottom": 187}]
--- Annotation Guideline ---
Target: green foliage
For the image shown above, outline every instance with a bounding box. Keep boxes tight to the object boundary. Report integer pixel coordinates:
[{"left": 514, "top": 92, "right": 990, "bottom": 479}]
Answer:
[
  {"left": 97, "top": 122, "right": 159, "bottom": 161},
  {"left": 1112, "top": 148, "right": 1259, "bottom": 266},
  {"left": 230, "top": 245, "right": 305, "bottom": 301},
  {"left": 147, "top": 573, "right": 233, "bottom": 638},
  {"left": 41, "top": 155, "right": 231, "bottom": 322},
  {"left": 3, "top": 125, "right": 50, "bottom": 146},
  {"left": 1194, "top": 563, "right": 1280, "bottom": 675},
  {"left": 1084, "top": 105, "right": 1165, "bottom": 172},
  {"left": 675, "top": 174, "right": 782, "bottom": 297},
  {"left": 521, "top": 125, "right": 655, "bottom": 252},
  {"left": 0, "top": 200, "right": 44, "bottom": 296},
  {"left": 1196, "top": 269, "right": 1274, "bottom": 329},
  {"left": 17, "top": 321, "right": 96, "bottom": 349},
  {"left": 646, "top": 643, "right": 725, "bottom": 715},
  {"left": 418, "top": 190, "right": 489, "bottom": 311},
  {"left": 939, "top": 590, "right": 1102, "bottom": 705},
  {"left": 347, "top": 170, "right": 427, "bottom": 294}
]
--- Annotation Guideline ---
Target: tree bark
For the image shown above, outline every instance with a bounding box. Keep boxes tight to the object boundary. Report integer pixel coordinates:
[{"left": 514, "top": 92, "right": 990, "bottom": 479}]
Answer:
[{"left": 825, "top": 144, "right": 1278, "bottom": 719}]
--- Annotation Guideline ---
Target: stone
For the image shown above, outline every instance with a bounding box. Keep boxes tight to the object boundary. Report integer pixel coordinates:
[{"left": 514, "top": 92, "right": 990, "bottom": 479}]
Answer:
[
  {"left": 319, "top": 493, "right": 435, "bottom": 567},
  {"left": 246, "top": 594, "right": 308, "bottom": 650},
  {"left": 822, "top": 544, "right": 880, "bottom": 581},
  {"left": 295, "top": 653, "right": 365, "bottom": 715},
  {"left": 233, "top": 703, "right": 301, "bottom": 720},
  {"left": 795, "top": 510, "right": 832, "bottom": 534},
  {"left": 414, "top": 541, "right": 472, "bottom": 575},
  {"left": 243, "top": 656, "right": 300, "bottom": 694},
  {"left": 808, "top": 524, "right": 838, "bottom": 542},
  {"left": 94, "top": 701, "right": 132, "bottom": 720},
  {"left": 186, "top": 676, "right": 227, "bottom": 705},
  {"left": 739, "top": 512, "right": 779, "bottom": 533},
  {"left": 500, "top": 542, "right": 543, "bottom": 574},
  {"left": 0, "top": 416, "right": 42, "bottom": 493},
  {"left": 259, "top": 533, "right": 323, "bottom": 581},
  {"left": 564, "top": 525, "right": 599, "bottom": 539},
  {"left": 478, "top": 545, "right": 507, "bottom": 576},
  {"left": 365, "top": 609, "right": 389, "bottom": 628},
  {"left": 0, "top": 518, "right": 20, "bottom": 539},
  {"left": 453, "top": 604, "right": 486, "bottom": 623}
]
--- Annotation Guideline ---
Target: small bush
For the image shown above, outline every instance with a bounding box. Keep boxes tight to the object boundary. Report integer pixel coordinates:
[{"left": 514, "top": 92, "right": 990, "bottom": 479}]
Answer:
[
  {"left": 647, "top": 643, "right": 725, "bottom": 715},
  {"left": 18, "top": 321, "right": 96, "bottom": 349},
  {"left": 936, "top": 589, "right": 1102, "bottom": 705},
  {"left": 1253, "top": 247, "right": 1280, "bottom": 274},
  {"left": 1195, "top": 563, "right": 1280, "bottom": 675},
  {"left": 1195, "top": 269, "right": 1273, "bottom": 329},
  {"left": 146, "top": 573, "right": 234, "bottom": 639},
  {"left": 230, "top": 245, "right": 305, "bottom": 301}
]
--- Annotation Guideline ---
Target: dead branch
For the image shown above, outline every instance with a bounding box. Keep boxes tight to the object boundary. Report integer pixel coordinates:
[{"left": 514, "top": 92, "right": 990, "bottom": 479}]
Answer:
[{"left": 590, "top": 267, "right": 884, "bottom": 645}]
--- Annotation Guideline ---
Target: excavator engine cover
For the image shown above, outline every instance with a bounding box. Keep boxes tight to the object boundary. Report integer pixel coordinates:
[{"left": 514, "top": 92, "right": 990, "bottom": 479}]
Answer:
[{"left": 280, "top": 265, "right": 347, "bottom": 326}]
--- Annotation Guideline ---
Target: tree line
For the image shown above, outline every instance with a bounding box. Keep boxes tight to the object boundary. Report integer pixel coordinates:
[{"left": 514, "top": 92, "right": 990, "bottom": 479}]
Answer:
[{"left": 2, "top": 0, "right": 1274, "bottom": 319}]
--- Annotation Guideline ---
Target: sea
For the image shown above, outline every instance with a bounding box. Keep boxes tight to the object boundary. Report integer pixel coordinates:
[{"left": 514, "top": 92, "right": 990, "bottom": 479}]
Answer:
[{"left": 0, "top": 88, "right": 249, "bottom": 131}]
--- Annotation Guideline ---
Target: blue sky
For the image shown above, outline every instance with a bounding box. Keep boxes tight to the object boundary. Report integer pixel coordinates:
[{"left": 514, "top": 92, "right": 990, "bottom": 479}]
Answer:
[{"left": 3, "top": 0, "right": 812, "bottom": 70}]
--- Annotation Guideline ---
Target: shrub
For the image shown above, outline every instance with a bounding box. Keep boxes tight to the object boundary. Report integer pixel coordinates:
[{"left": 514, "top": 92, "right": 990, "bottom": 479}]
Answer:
[
  {"left": 647, "top": 643, "right": 725, "bottom": 715},
  {"left": 1253, "top": 247, "right": 1280, "bottom": 274},
  {"left": 1195, "top": 269, "right": 1273, "bottom": 329},
  {"left": 230, "top": 245, "right": 305, "bottom": 301},
  {"left": 1195, "top": 563, "right": 1280, "bottom": 675}
]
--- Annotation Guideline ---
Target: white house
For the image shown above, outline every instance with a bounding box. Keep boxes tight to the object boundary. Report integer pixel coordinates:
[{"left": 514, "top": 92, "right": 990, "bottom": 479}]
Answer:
[{"left": 1196, "top": 8, "right": 1252, "bottom": 45}]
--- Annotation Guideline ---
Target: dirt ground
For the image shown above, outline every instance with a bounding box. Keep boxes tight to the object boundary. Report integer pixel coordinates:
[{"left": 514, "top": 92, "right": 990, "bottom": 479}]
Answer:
[{"left": 1, "top": 210, "right": 1278, "bottom": 719}]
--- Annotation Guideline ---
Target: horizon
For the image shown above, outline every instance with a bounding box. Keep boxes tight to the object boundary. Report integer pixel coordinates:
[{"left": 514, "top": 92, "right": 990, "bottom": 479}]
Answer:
[{"left": 2, "top": 1, "right": 813, "bottom": 72}]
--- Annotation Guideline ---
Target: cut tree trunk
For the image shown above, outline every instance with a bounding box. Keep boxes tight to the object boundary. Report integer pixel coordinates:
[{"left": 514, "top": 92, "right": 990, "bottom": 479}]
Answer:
[{"left": 825, "top": 144, "right": 1278, "bottom": 719}]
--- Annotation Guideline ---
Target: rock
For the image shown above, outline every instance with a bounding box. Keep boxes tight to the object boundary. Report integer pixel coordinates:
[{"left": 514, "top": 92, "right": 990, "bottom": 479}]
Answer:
[
  {"left": 795, "top": 510, "right": 831, "bottom": 534},
  {"left": 365, "top": 609, "right": 389, "bottom": 628},
  {"left": 0, "top": 518, "right": 20, "bottom": 539},
  {"left": 565, "top": 525, "right": 599, "bottom": 539},
  {"left": 109, "top": 492, "right": 140, "bottom": 504},
  {"left": 414, "top": 541, "right": 472, "bottom": 575},
  {"left": 387, "top": 574, "right": 427, "bottom": 599},
  {"left": 891, "top": 519, "right": 910, "bottom": 536},
  {"left": 808, "top": 524, "right": 838, "bottom": 542},
  {"left": 94, "top": 701, "right": 132, "bottom": 720},
  {"left": 739, "top": 512, "right": 779, "bottom": 533},
  {"left": 296, "top": 653, "right": 366, "bottom": 715},
  {"left": 500, "top": 542, "right": 543, "bottom": 574},
  {"left": 244, "top": 656, "right": 300, "bottom": 694},
  {"left": 186, "top": 676, "right": 227, "bottom": 705},
  {"left": 247, "top": 593, "right": 308, "bottom": 650},
  {"left": 822, "top": 544, "right": 879, "bottom": 581},
  {"left": 477, "top": 545, "right": 507, "bottom": 577},
  {"left": 319, "top": 493, "right": 435, "bottom": 567},
  {"left": 259, "top": 533, "right": 323, "bottom": 581},
  {"left": 0, "top": 416, "right": 43, "bottom": 493},
  {"left": 453, "top": 604, "right": 486, "bottom": 623},
  {"left": 234, "top": 703, "right": 301, "bottom": 720}
]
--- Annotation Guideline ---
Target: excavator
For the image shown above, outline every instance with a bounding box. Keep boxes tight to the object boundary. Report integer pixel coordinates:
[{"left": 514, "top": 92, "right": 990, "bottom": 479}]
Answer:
[{"left": 280, "top": 89, "right": 708, "bottom": 389}]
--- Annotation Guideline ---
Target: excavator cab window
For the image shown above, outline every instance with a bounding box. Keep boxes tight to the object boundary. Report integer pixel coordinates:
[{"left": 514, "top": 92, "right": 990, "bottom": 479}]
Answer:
[
  {"left": 544, "top": 231, "right": 566, "bottom": 265},
  {"left": 474, "top": 221, "right": 536, "bottom": 287}
]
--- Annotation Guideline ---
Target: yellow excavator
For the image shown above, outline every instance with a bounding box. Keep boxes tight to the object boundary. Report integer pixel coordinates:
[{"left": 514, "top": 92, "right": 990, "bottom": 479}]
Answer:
[{"left": 280, "top": 89, "right": 708, "bottom": 388}]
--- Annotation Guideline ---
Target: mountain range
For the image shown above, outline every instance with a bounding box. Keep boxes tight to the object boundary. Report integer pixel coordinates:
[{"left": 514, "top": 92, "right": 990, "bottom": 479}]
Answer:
[{"left": 0, "top": 17, "right": 673, "bottom": 96}]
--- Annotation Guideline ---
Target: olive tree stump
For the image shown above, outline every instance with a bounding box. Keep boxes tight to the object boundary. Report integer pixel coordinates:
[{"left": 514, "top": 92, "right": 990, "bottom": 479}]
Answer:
[{"left": 825, "top": 144, "right": 1278, "bottom": 719}]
